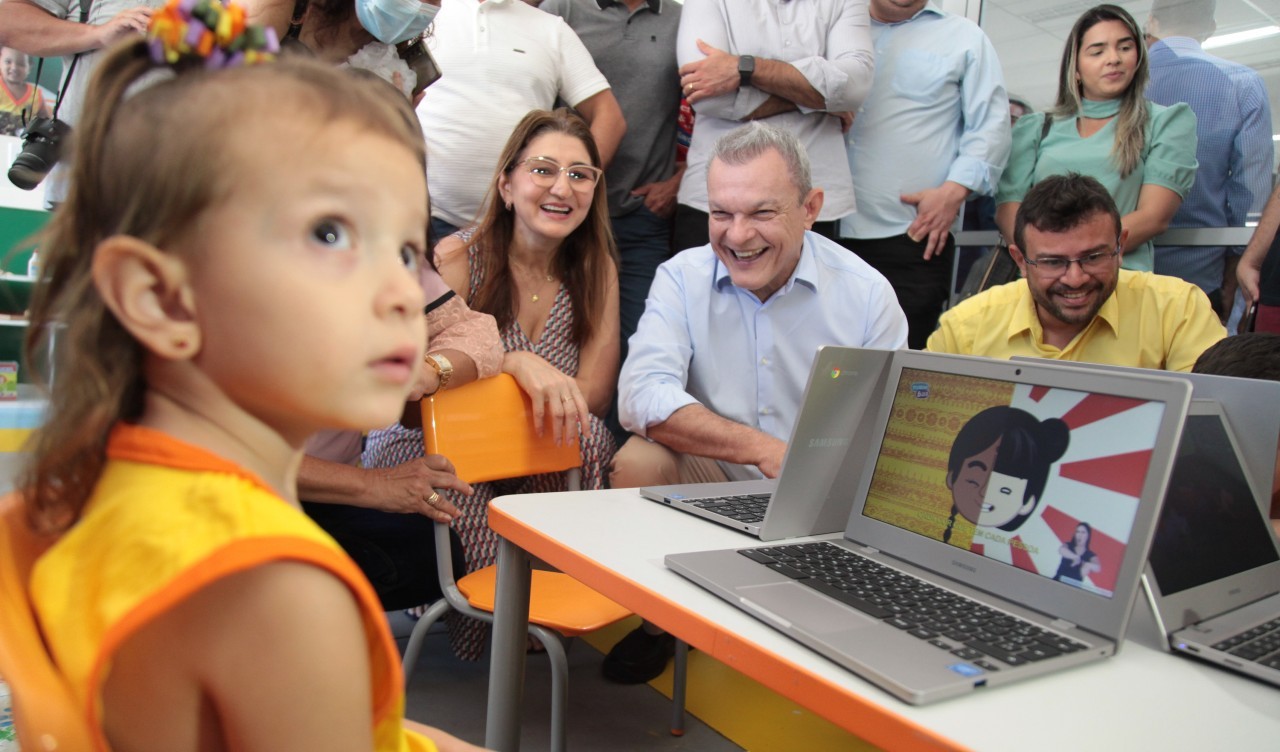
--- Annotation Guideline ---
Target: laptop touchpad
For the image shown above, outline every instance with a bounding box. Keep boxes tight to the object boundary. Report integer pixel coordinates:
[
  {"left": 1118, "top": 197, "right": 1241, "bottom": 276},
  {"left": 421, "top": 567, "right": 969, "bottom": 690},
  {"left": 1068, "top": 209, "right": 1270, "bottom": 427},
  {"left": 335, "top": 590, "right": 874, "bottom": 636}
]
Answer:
[{"left": 738, "top": 583, "right": 877, "bottom": 635}]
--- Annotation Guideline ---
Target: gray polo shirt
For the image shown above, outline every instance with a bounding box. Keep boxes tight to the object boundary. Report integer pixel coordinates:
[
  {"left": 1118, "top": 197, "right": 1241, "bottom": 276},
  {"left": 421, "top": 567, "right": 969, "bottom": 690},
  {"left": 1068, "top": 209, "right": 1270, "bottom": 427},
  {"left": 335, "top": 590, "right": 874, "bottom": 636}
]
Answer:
[{"left": 541, "top": 0, "right": 681, "bottom": 218}]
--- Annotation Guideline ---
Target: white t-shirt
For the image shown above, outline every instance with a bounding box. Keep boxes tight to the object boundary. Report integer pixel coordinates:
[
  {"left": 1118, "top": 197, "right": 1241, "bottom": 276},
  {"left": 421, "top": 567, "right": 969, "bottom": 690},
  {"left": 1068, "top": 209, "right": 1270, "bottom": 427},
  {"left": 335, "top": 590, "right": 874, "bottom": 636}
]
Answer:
[{"left": 418, "top": 0, "right": 610, "bottom": 228}]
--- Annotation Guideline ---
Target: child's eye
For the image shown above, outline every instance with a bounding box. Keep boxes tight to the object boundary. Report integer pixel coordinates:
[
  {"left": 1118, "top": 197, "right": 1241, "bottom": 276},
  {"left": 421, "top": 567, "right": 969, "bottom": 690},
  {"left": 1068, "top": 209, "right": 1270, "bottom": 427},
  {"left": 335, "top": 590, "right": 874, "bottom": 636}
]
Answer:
[
  {"left": 311, "top": 219, "right": 352, "bottom": 250},
  {"left": 400, "top": 244, "right": 421, "bottom": 271}
]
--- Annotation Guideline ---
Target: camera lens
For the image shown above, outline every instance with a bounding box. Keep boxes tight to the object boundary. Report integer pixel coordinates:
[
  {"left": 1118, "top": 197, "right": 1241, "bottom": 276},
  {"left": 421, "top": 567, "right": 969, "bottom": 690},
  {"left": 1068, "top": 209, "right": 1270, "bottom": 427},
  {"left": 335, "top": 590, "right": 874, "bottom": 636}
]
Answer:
[
  {"left": 7, "top": 118, "right": 69, "bottom": 191},
  {"left": 7, "top": 151, "right": 51, "bottom": 191}
]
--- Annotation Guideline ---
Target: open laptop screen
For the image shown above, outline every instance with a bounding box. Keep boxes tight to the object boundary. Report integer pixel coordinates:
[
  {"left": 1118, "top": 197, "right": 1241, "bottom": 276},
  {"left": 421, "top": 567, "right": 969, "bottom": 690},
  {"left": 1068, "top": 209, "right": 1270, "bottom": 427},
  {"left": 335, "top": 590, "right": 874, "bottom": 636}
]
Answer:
[
  {"left": 1148, "top": 413, "right": 1279, "bottom": 596},
  {"left": 861, "top": 367, "right": 1165, "bottom": 599}
]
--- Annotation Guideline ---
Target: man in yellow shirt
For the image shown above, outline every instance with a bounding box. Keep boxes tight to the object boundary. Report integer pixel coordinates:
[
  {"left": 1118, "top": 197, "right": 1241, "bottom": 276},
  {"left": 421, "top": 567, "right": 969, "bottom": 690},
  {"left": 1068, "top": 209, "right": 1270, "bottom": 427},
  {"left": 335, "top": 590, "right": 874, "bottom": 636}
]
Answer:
[{"left": 928, "top": 173, "right": 1225, "bottom": 371}]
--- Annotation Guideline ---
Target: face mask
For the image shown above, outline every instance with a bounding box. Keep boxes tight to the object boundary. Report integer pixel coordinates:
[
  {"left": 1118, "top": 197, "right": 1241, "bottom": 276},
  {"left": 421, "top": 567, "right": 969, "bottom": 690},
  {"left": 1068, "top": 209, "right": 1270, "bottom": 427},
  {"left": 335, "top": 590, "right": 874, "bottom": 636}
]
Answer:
[{"left": 356, "top": 0, "right": 438, "bottom": 45}]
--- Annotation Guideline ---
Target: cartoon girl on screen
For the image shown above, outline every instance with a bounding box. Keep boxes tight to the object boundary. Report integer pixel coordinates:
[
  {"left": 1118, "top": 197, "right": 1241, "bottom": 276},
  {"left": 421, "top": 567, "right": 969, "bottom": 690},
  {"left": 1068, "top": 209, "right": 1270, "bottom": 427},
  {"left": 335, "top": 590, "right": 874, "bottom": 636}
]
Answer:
[{"left": 943, "top": 406, "right": 1070, "bottom": 545}]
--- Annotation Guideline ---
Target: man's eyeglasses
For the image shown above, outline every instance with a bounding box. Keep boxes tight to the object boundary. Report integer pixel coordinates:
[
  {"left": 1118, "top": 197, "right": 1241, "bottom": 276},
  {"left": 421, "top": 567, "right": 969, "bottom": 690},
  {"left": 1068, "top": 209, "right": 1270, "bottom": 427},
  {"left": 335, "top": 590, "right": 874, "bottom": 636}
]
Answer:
[
  {"left": 515, "top": 157, "right": 602, "bottom": 192},
  {"left": 1023, "top": 248, "right": 1120, "bottom": 277}
]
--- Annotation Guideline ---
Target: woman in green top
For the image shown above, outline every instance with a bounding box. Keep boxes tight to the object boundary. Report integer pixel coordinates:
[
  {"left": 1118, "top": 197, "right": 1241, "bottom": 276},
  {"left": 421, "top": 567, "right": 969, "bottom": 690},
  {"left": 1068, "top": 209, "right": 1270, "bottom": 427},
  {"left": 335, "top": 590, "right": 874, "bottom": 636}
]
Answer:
[{"left": 995, "top": 4, "right": 1196, "bottom": 271}]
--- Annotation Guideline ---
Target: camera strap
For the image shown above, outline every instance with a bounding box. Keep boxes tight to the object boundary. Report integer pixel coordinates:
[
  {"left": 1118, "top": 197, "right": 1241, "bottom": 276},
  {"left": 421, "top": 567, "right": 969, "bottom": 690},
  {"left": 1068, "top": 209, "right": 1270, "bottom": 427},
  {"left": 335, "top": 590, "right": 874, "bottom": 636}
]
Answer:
[{"left": 46, "top": 0, "right": 95, "bottom": 122}]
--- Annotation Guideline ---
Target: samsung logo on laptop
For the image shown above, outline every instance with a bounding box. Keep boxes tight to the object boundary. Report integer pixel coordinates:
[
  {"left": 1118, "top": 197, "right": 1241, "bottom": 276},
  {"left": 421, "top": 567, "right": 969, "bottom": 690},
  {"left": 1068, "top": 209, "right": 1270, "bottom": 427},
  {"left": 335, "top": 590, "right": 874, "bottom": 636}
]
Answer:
[
  {"left": 808, "top": 437, "right": 851, "bottom": 449},
  {"left": 952, "top": 560, "right": 977, "bottom": 574}
]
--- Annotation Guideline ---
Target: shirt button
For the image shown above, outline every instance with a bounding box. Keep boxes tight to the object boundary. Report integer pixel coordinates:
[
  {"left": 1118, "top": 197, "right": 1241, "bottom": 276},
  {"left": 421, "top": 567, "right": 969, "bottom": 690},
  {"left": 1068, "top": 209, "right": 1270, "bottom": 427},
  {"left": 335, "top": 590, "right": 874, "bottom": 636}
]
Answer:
[
  {"left": 761, "top": 407, "right": 771, "bottom": 415},
  {"left": 761, "top": 357, "right": 770, "bottom": 365}
]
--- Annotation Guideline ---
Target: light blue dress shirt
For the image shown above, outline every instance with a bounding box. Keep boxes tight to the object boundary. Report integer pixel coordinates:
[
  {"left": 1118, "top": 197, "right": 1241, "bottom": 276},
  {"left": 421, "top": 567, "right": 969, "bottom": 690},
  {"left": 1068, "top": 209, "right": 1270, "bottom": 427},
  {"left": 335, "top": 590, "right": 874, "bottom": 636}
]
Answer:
[
  {"left": 618, "top": 231, "right": 908, "bottom": 480},
  {"left": 840, "top": 3, "right": 1010, "bottom": 240},
  {"left": 1147, "top": 36, "right": 1275, "bottom": 295}
]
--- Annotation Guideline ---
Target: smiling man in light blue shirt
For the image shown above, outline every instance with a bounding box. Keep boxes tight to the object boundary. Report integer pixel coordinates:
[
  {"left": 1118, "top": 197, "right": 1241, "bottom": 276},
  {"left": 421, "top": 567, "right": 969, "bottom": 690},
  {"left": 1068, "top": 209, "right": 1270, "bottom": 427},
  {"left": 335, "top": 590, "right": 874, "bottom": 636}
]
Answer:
[
  {"left": 838, "top": 0, "right": 1009, "bottom": 349},
  {"left": 612, "top": 123, "right": 906, "bottom": 488},
  {"left": 605, "top": 122, "right": 905, "bottom": 685}
]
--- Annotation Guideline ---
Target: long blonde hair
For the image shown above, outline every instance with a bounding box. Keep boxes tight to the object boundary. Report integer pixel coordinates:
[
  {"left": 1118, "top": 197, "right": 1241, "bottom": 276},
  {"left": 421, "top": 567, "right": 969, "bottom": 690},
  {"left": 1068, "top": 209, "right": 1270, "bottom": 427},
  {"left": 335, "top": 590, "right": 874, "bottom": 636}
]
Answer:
[
  {"left": 22, "top": 42, "right": 426, "bottom": 533},
  {"left": 465, "top": 108, "right": 617, "bottom": 347},
  {"left": 1052, "top": 4, "right": 1150, "bottom": 177}
]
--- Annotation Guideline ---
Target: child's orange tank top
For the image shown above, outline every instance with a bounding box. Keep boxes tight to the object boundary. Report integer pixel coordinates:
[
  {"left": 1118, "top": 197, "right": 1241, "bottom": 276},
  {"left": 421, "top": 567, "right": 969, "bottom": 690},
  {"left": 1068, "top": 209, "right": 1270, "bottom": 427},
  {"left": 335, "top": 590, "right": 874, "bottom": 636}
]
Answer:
[{"left": 29, "top": 423, "right": 435, "bottom": 751}]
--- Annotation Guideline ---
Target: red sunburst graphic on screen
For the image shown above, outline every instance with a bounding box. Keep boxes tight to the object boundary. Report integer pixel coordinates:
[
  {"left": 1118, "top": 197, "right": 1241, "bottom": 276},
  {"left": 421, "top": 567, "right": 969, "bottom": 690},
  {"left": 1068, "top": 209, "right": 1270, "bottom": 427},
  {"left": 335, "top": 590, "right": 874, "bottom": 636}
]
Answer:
[{"left": 969, "top": 387, "right": 1161, "bottom": 595}]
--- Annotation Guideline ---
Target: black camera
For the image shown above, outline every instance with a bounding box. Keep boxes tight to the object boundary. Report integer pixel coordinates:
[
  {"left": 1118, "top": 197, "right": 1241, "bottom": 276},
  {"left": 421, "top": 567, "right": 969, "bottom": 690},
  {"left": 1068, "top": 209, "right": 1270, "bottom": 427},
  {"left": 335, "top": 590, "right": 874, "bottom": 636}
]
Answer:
[{"left": 8, "top": 117, "right": 71, "bottom": 191}]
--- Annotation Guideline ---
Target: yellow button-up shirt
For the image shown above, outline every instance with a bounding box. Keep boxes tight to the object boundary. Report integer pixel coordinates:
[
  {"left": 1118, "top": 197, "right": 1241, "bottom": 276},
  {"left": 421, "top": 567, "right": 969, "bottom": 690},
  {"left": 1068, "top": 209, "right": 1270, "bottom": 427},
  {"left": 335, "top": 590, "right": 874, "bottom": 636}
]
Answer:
[{"left": 927, "top": 270, "right": 1226, "bottom": 372}]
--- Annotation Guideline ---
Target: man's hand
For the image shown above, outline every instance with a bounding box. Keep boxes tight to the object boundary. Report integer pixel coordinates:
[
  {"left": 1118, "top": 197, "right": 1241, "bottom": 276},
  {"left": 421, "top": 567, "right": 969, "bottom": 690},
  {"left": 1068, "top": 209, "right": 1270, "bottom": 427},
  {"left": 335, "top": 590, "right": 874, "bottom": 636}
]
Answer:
[
  {"left": 92, "top": 6, "right": 152, "bottom": 50},
  {"left": 630, "top": 166, "right": 685, "bottom": 219},
  {"left": 832, "top": 111, "right": 854, "bottom": 133},
  {"left": 753, "top": 434, "right": 788, "bottom": 479},
  {"left": 901, "top": 181, "right": 970, "bottom": 260},
  {"left": 367, "top": 455, "right": 471, "bottom": 523},
  {"left": 678, "top": 39, "right": 741, "bottom": 105}
]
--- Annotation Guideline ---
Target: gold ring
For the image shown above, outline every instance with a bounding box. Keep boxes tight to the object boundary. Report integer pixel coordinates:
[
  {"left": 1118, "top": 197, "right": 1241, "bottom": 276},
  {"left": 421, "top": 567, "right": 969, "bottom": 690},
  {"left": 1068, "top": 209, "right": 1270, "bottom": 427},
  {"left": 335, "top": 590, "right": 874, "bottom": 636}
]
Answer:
[
  {"left": 562, "top": 394, "right": 570, "bottom": 402},
  {"left": 427, "top": 491, "right": 440, "bottom": 506},
  {"left": 685, "top": 83, "right": 692, "bottom": 93}
]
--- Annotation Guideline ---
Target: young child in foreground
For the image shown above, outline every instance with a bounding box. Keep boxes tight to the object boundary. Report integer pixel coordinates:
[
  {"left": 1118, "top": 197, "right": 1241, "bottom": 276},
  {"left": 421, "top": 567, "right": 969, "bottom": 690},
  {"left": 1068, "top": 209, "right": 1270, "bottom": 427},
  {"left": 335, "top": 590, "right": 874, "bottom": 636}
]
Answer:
[{"left": 17, "top": 1, "right": 483, "bottom": 749}]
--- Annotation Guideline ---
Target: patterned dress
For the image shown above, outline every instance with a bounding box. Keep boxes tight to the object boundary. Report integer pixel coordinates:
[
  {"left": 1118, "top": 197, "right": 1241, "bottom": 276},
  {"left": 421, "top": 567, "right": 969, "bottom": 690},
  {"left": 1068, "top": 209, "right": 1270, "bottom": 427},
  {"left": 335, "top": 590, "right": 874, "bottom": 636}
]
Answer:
[{"left": 363, "top": 241, "right": 617, "bottom": 660}]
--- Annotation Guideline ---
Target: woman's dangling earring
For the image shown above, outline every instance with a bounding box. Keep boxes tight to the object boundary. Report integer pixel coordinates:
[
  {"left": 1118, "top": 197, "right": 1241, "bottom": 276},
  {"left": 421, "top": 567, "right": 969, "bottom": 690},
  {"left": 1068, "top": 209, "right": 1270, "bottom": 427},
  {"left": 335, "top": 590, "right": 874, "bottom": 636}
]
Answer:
[{"left": 505, "top": 200, "right": 512, "bottom": 212}]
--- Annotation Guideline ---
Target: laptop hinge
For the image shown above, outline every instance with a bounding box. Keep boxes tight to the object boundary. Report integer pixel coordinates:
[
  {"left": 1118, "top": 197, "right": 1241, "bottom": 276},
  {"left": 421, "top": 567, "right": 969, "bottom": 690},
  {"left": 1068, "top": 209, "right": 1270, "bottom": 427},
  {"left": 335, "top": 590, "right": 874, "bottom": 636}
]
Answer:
[
  {"left": 858, "top": 544, "right": 880, "bottom": 555},
  {"left": 1050, "top": 618, "right": 1077, "bottom": 632}
]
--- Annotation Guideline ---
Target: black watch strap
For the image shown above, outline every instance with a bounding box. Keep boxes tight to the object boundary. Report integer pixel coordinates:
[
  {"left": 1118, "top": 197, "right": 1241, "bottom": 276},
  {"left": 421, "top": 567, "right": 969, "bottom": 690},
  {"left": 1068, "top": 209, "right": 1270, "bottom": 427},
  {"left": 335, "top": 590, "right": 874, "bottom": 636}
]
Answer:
[{"left": 738, "top": 54, "right": 755, "bottom": 88}]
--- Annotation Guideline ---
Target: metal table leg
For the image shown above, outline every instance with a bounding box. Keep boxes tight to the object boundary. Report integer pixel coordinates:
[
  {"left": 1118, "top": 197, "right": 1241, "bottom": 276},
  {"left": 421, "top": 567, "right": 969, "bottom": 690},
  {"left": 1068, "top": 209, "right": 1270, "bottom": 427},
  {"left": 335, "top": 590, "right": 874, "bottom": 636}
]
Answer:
[{"left": 485, "top": 536, "right": 532, "bottom": 751}]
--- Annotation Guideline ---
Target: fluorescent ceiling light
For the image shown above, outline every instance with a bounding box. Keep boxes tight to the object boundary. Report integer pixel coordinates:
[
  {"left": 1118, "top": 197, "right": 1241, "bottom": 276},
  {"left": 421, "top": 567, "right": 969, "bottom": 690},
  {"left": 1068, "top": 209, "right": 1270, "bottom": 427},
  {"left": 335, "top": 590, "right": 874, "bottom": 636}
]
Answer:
[{"left": 1203, "top": 25, "right": 1279, "bottom": 49}]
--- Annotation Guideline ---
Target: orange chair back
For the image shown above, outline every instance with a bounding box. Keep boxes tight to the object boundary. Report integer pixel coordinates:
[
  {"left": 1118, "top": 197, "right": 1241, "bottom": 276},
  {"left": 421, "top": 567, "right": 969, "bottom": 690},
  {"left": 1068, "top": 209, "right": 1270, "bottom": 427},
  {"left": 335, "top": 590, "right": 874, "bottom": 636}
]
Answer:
[
  {"left": 421, "top": 374, "right": 581, "bottom": 484},
  {"left": 0, "top": 493, "right": 95, "bottom": 750}
]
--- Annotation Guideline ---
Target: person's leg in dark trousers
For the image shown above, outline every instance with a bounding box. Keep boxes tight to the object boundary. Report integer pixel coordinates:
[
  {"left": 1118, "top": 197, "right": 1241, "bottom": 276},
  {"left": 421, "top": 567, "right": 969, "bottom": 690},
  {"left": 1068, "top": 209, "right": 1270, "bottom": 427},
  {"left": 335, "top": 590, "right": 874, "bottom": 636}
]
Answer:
[
  {"left": 429, "top": 217, "right": 461, "bottom": 250},
  {"left": 302, "top": 501, "right": 466, "bottom": 611},
  {"left": 671, "top": 204, "right": 710, "bottom": 253},
  {"left": 607, "top": 206, "right": 673, "bottom": 445},
  {"left": 840, "top": 233, "right": 955, "bottom": 350}
]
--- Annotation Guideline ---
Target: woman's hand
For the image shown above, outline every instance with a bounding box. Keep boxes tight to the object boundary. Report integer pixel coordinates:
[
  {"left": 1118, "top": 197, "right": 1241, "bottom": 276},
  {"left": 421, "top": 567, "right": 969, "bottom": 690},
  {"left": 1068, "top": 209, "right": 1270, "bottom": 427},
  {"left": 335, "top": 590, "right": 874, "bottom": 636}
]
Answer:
[
  {"left": 367, "top": 455, "right": 471, "bottom": 523},
  {"left": 502, "top": 350, "right": 589, "bottom": 446}
]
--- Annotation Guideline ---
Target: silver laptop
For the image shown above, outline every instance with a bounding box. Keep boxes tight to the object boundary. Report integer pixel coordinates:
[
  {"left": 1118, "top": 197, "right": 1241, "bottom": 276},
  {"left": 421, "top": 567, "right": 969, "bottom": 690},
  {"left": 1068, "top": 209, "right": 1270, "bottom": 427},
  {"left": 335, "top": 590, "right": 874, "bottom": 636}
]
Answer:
[
  {"left": 667, "top": 350, "right": 1191, "bottom": 704},
  {"left": 640, "top": 346, "right": 893, "bottom": 540},
  {"left": 1009, "top": 356, "right": 1280, "bottom": 503},
  {"left": 1142, "top": 399, "right": 1280, "bottom": 687}
]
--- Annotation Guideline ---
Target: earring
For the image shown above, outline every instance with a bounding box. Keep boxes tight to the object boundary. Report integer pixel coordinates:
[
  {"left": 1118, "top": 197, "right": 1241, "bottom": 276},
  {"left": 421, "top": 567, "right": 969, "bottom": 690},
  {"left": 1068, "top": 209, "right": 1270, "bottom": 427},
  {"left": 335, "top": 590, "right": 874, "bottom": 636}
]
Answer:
[{"left": 505, "top": 200, "right": 512, "bottom": 212}]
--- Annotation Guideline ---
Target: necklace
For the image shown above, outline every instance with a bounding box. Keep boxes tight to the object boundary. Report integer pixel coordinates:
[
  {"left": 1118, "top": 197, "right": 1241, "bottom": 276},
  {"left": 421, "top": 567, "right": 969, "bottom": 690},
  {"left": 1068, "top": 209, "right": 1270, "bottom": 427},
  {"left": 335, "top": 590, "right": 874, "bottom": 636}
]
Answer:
[
  {"left": 513, "top": 264, "right": 557, "bottom": 303},
  {"left": 529, "top": 274, "right": 555, "bottom": 303}
]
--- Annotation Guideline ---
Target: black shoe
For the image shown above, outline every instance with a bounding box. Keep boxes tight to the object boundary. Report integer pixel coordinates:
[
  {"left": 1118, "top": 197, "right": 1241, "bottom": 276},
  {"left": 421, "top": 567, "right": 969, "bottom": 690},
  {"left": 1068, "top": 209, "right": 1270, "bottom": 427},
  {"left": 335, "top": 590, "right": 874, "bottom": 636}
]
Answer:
[{"left": 602, "top": 626, "right": 676, "bottom": 684}]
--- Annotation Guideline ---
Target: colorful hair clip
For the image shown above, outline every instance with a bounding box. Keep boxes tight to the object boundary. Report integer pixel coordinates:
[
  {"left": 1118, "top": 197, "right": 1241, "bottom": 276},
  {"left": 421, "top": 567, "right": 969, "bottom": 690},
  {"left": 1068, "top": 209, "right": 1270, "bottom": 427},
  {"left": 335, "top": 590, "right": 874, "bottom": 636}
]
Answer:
[{"left": 147, "top": 0, "right": 279, "bottom": 69}]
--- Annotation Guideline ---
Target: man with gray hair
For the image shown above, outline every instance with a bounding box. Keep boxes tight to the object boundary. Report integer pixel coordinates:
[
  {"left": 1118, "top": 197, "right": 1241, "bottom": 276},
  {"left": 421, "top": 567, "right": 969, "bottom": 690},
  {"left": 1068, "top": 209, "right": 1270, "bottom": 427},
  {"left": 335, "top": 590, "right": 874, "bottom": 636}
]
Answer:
[{"left": 603, "top": 122, "right": 907, "bottom": 683}]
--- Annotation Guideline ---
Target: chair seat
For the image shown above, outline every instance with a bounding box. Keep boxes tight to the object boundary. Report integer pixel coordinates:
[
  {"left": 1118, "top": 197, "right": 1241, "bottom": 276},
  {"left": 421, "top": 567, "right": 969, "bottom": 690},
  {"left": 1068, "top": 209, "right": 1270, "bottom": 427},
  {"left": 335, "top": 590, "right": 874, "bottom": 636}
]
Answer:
[{"left": 456, "top": 566, "right": 630, "bottom": 636}]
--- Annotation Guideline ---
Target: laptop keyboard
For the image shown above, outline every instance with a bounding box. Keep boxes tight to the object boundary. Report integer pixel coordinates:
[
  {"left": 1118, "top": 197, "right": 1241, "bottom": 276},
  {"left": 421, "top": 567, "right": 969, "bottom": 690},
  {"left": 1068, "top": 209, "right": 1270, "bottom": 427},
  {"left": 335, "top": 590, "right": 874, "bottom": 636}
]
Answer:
[
  {"left": 689, "top": 493, "right": 771, "bottom": 525},
  {"left": 738, "top": 542, "right": 1089, "bottom": 670},
  {"left": 1212, "top": 617, "right": 1280, "bottom": 670}
]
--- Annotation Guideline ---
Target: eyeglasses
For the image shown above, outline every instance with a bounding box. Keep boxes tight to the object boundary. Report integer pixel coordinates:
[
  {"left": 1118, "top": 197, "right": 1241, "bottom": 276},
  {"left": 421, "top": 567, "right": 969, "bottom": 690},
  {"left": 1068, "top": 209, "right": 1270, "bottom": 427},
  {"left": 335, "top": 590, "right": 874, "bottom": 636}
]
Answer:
[
  {"left": 515, "top": 157, "right": 602, "bottom": 192},
  {"left": 1022, "top": 248, "right": 1120, "bottom": 277}
]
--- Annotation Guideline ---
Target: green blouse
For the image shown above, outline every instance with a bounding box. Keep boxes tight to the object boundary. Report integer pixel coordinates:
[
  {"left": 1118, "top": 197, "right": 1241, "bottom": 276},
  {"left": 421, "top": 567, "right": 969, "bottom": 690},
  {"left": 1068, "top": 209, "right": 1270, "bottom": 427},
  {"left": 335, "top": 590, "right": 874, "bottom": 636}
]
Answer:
[{"left": 995, "top": 100, "right": 1197, "bottom": 271}]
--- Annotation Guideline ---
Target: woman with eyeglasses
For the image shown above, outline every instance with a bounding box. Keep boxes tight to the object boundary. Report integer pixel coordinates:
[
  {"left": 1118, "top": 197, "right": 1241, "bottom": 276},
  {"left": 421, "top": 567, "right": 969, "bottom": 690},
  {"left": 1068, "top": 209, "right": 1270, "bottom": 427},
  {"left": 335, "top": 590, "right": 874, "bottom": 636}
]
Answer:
[
  {"left": 364, "top": 107, "right": 620, "bottom": 659},
  {"left": 995, "top": 3, "right": 1197, "bottom": 272}
]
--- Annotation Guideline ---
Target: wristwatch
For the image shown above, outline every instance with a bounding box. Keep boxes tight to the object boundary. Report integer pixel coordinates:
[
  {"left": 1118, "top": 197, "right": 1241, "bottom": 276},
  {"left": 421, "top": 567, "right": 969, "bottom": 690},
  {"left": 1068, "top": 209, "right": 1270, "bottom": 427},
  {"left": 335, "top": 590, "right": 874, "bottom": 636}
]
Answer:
[
  {"left": 424, "top": 353, "right": 453, "bottom": 395},
  {"left": 738, "top": 54, "right": 755, "bottom": 88}
]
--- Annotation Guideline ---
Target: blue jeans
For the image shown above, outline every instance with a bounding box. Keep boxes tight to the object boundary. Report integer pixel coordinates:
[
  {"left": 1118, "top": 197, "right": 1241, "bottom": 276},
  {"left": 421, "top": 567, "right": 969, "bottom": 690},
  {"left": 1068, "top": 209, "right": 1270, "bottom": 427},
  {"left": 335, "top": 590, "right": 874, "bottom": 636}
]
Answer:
[
  {"left": 612, "top": 205, "right": 674, "bottom": 361},
  {"left": 608, "top": 205, "right": 673, "bottom": 444}
]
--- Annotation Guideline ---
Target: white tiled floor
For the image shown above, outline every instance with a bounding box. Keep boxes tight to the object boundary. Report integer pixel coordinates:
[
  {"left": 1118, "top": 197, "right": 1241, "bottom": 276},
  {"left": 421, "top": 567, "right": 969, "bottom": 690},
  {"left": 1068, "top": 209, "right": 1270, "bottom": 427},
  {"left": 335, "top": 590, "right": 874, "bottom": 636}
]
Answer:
[{"left": 391, "top": 612, "right": 743, "bottom": 751}]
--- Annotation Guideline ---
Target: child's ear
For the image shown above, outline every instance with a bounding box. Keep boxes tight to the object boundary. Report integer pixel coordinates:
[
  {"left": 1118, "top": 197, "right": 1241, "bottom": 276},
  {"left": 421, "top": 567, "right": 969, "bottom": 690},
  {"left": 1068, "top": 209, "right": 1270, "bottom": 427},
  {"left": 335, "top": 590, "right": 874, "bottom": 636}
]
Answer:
[{"left": 92, "top": 235, "right": 200, "bottom": 360}]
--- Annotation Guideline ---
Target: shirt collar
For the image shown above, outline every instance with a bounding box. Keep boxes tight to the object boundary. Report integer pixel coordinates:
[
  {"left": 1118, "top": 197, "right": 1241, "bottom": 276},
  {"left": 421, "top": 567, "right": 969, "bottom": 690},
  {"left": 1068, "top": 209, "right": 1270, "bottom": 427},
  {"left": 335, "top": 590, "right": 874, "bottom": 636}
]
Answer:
[
  {"left": 596, "top": 0, "right": 662, "bottom": 13},
  {"left": 713, "top": 232, "right": 819, "bottom": 297},
  {"left": 1152, "top": 36, "right": 1202, "bottom": 52},
  {"left": 1007, "top": 280, "right": 1120, "bottom": 346},
  {"left": 873, "top": 1, "right": 943, "bottom": 26}
]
